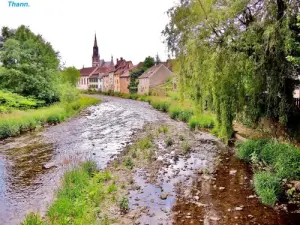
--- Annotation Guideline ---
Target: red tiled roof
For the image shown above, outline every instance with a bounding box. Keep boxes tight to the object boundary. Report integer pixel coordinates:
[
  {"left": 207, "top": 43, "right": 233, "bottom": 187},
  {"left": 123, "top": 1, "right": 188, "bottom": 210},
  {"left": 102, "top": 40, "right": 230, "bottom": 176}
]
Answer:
[{"left": 80, "top": 67, "right": 97, "bottom": 76}]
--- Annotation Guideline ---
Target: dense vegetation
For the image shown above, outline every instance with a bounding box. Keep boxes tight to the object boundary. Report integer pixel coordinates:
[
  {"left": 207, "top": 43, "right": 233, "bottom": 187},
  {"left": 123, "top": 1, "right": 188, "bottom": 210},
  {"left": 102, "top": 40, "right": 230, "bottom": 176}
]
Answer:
[
  {"left": 0, "top": 26, "right": 96, "bottom": 139},
  {"left": 237, "top": 139, "right": 300, "bottom": 206},
  {"left": 163, "top": 0, "right": 300, "bottom": 140}
]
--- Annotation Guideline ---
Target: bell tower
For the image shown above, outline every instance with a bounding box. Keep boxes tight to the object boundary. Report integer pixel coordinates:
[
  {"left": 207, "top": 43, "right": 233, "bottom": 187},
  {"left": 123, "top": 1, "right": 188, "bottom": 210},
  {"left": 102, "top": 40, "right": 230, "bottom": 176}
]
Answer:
[{"left": 92, "top": 34, "right": 100, "bottom": 67}]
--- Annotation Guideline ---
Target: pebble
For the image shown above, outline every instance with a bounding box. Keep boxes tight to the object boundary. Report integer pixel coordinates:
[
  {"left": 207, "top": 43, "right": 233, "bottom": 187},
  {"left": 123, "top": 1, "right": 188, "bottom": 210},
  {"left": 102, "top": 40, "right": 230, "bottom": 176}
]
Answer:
[
  {"left": 210, "top": 216, "right": 220, "bottom": 221},
  {"left": 160, "top": 192, "right": 168, "bottom": 200},
  {"left": 235, "top": 207, "right": 243, "bottom": 211},
  {"left": 230, "top": 169, "right": 237, "bottom": 175},
  {"left": 219, "top": 187, "right": 225, "bottom": 191},
  {"left": 194, "top": 196, "right": 200, "bottom": 201}
]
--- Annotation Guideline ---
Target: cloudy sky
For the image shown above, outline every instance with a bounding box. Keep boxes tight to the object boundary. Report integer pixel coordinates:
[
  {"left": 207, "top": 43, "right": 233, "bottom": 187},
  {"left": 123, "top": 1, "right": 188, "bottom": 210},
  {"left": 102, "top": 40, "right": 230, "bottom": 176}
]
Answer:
[{"left": 0, "top": 0, "right": 176, "bottom": 68}]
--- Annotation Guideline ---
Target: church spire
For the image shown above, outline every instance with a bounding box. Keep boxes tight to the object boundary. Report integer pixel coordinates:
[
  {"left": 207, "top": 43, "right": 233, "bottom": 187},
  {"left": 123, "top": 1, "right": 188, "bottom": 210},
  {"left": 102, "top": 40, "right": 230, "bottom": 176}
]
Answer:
[
  {"left": 94, "top": 33, "right": 98, "bottom": 47},
  {"left": 92, "top": 33, "right": 100, "bottom": 67}
]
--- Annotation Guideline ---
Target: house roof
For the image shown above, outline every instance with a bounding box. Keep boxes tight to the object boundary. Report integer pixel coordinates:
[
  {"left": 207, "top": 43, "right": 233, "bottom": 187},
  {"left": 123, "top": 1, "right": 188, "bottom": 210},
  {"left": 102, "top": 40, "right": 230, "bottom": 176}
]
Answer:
[
  {"left": 80, "top": 67, "right": 97, "bottom": 76},
  {"left": 138, "top": 64, "right": 165, "bottom": 79}
]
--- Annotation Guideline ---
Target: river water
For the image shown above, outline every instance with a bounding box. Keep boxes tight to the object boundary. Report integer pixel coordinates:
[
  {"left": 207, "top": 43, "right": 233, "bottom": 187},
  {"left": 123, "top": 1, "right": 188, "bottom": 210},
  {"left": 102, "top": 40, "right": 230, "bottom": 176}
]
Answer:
[
  {"left": 0, "top": 96, "right": 169, "bottom": 225},
  {"left": 0, "top": 95, "right": 298, "bottom": 225}
]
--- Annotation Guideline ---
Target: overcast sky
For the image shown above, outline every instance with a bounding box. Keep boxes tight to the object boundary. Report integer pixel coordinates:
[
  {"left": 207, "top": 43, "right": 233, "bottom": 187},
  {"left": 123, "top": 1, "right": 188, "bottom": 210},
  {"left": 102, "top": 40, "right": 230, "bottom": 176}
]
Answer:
[{"left": 0, "top": 0, "right": 176, "bottom": 68}]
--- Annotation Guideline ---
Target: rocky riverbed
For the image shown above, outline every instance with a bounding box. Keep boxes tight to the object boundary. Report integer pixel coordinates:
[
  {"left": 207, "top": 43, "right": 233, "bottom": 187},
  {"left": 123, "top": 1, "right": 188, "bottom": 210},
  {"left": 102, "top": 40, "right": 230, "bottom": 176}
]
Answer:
[{"left": 0, "top": 95, "right": 298, "bottom": 224}]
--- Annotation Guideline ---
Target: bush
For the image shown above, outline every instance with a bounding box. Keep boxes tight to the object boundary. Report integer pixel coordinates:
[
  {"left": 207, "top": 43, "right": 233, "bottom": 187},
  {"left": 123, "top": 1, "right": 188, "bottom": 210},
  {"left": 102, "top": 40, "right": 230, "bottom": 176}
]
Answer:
[
  {"left": 124, "top": 157, "right": 134, "bottom": 169},
  {"left": 119, "top": 196, "right": 129, "bottom": 213},
  {"left": 0, "top": 90, "right": 44, "bottom": 112},
  {"left": 253, "top": 172, "right": 281, "bottom": 206},
  {"left": 274, "top": 148, "right": 300, "bottom": 180},
  {"left": 236, "top": 139, "right": 270, "bottom": 161}
]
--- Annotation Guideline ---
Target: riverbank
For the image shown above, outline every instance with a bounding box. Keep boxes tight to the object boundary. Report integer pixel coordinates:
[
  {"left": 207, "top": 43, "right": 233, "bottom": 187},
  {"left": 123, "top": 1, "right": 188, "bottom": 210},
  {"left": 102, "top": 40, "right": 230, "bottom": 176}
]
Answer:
[
  {"left": 87, "top": 92, "right": 300, "bottom": 210},
  {"left": 0, "top": 95, "right": 100, "bottom": 140},
  {"left": 23, "top": 119, "right": 299, "bottom": 224}
]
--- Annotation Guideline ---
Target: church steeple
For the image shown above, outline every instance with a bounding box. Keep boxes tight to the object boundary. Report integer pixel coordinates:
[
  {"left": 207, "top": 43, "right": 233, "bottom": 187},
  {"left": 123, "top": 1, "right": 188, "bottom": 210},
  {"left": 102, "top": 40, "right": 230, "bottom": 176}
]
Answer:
[
  {"left": 94, "top": 34, "right": 98, "bottom": 48},
  {"left": 92, "top": 33, "right": 100, "bottom": 67}
]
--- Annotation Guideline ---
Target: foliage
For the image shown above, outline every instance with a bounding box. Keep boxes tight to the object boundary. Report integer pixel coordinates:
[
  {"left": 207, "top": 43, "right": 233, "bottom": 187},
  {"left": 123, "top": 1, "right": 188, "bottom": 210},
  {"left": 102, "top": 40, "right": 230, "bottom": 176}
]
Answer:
[
  {"left": 0, "top": 96, "right": 99, "bottom": 140},
  {"left": 0, "top": 90, "right": 45, "bottom": 112},
  {"left": 238, "top": 139, "right": 300, "bottom": 205},
  {"left": 119, "top": 196, "right": 129, "bottom": 213},
  {"left": 0, "top": 26, "right": 60, "bottom": 103},
  {"left": 124, "top": 157, "right": 134, "bottom": 169},
  {"left": 254, "top": 172, "right": 281, "bottom": 206},
  {"left": 61, "top": 67, "right": 80, "bottom": 87},
  {"left": 163, "top": 0, "right": 300, "bottom": 140}
]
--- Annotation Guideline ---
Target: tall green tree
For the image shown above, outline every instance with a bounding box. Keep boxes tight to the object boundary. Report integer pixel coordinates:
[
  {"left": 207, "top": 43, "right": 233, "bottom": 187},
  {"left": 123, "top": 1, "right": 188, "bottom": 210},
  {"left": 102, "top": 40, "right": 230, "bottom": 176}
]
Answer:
[
  {"left": 0, "top": 25, "right": 60, "bottom": 103},
  {"left": 163, "top": 0, "right": 300, "bottom": 139}
]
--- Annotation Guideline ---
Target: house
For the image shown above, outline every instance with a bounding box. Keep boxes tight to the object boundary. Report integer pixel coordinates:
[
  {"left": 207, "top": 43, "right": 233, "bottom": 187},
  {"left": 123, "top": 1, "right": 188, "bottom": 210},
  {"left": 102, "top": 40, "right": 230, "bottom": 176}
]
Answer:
[
  {"left": 113, "top": 58, "right": 133, "bottom": 93},
  {"left": 78, "top": 34, "right": 114, "bottom": 90},
  {"left": 138, "top": 63, "right": 173, "bottom": 95}
]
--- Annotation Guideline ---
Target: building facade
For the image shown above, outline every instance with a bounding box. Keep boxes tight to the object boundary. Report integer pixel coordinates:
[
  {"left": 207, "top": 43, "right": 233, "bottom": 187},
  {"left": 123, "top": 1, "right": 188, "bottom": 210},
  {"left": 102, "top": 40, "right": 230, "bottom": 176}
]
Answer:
[
  {"left": 138, "top": 64, "right": 173, "bottom": 95},
  {"left": 78, "top": 34, "right": 114, "bottom": 91}
]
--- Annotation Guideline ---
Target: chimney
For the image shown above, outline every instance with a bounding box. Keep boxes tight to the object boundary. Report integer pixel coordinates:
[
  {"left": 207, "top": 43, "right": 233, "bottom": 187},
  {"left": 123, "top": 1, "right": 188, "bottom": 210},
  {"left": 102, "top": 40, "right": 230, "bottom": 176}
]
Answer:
[
  {"left": 121, "top": 57, "right": 123, "bottom": 61},
  {"left": 117, "top": 58, "right": 119, "bottom": 63}
]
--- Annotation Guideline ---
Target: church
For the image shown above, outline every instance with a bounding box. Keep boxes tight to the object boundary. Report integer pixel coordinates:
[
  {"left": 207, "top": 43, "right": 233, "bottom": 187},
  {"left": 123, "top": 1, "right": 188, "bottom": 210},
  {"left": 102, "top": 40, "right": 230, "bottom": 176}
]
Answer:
[{"left": 78, "top": 34, "right": 114, "bottom": 90}]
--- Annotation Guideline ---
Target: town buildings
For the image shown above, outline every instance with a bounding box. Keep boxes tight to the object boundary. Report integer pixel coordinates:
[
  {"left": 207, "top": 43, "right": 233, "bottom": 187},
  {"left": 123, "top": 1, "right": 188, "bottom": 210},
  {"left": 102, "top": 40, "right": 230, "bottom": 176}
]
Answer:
[
  {"left": 78, "top": 34, "right": 172, "bottom": 94},
  {"left": 138, "top": 63, "right": 173, "bottom": 95}
]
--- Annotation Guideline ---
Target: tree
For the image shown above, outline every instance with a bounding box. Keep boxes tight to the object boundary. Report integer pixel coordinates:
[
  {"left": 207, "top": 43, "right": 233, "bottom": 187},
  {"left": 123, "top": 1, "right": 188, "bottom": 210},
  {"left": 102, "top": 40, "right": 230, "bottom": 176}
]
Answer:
[
  {"left": 163, "top": 0, "right": 300, "bottom": 139},
  {"left": 143, "top": 56, "right": 155, "bottom": 68},
  {"left": 61, "top": 67, "right": 80, "bottom": 86},
  {"left": 128, "top": 56, "right": 156, "bottom": 93},
  {"left": 0, "top": 25, "right": 60, "bottom": 103}
]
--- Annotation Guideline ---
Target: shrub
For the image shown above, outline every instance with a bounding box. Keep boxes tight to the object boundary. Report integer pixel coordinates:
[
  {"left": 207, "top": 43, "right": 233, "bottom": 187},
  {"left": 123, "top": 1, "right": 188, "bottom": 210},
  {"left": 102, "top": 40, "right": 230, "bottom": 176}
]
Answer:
[
  {"left": 274, "top": 148, "right": 300, "bottom": 180},
  {"left": 119, "top": 196, "right": 129, "bottom": 213},
  {"left": 124, "top": 157, "right": 134, "bottom": 169},
  {"left": 236, "top": 139, "right": 270, "bottom": 161},
  {"left": 107, "top": 184, "right": 117, "bottom": 193},
  {"left": 253, "top": 172, "right": 281, "bottom": 206},
  {"left": 178, "top": 109, "right": 194, "bottom": 122}
]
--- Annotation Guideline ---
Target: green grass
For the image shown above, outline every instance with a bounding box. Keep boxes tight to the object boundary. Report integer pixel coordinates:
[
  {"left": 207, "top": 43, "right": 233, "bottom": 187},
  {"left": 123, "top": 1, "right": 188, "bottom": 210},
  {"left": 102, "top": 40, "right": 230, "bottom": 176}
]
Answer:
[
  {"left": 0, "top": 95, "right": 100, "bottom": 140},
  {"left": 158, "top": 125, "right": 169, "bottom": 134},
  {"left": 124, "top": 157, "right": 134, "bottom": 169},
  {"left": 188, "top": 114, "right": 216, "bottom": 129},
  {"left": 22, "top": 213, "right": 45, "bottom": 225},
  {"left": 23, "top": 161, "right": 119, "bottom": 225},
  {"left": 237, "top": 139, "right": 300, "bottom": 206},
  {"left": 254, "top": 172, "right": 281, "bottom": 206}
]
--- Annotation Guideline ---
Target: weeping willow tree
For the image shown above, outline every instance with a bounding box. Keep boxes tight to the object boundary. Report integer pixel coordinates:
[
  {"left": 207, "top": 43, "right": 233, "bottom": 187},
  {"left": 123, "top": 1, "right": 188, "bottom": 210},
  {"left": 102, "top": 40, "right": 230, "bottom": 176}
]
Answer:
[{"left": 163, "top": 0, "right": 300, "bottom": 140}]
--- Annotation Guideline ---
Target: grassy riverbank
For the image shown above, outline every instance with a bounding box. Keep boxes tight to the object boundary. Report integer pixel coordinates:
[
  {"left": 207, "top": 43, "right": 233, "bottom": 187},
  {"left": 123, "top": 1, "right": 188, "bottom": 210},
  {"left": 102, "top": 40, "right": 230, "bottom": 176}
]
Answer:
[
  {"left": 0, "top": 95, "right": 100, "bottom": 140},
  {"left": 237, "top": 139, "right": 300, "bottom": 206},
  {"left": 23, "top": 161, "right": 121, "bottom": 225}
]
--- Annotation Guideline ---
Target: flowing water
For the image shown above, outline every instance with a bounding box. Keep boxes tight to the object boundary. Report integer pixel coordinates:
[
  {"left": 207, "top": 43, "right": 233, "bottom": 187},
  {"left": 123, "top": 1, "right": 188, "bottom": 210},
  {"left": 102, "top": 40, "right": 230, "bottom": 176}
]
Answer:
[
  {"left": 0, "top": 95, "right": 298, "bottom": 225},
  {"left": 0, "top": 96, "right": 169, "bottom": 225}
]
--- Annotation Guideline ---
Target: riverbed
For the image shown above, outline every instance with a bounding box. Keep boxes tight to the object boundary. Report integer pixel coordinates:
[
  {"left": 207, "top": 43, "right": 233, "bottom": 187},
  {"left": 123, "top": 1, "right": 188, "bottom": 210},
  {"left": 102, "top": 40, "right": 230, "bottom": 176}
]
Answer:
[{"left": 0, "top": 95, "right": 298, "bottom": 225}]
